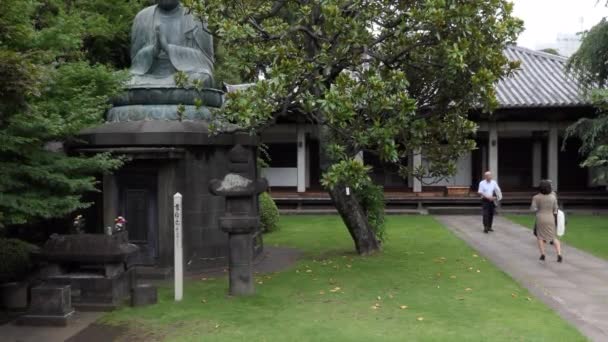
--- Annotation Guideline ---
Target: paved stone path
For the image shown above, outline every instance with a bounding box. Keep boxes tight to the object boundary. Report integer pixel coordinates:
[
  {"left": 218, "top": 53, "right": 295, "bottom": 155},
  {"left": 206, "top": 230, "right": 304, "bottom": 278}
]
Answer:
[
  {"left": 0, "top": 312, "right": 102, "bottom": 342},
  {"left": 436, "top": 215, "right": 608, "bottom": 342}
]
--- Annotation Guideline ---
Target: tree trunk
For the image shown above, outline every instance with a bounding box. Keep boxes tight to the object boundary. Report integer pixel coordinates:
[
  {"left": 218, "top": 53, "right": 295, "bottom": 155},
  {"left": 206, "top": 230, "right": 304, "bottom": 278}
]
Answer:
[{"left": 328, "top": 183, "right": 381, "bottom": 256}]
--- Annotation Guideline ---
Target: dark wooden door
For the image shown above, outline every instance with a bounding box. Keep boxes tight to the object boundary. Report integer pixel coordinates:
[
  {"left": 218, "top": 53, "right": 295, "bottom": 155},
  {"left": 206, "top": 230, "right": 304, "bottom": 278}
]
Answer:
[
  {"left": 119, "top": 172, "right": 158, "bottom": 265},
  {"left": 498, "top": 138, "right": 533, "bottom": 190},
  {"left": 559, "top": 138, "right": 589, "bottom": 191}
]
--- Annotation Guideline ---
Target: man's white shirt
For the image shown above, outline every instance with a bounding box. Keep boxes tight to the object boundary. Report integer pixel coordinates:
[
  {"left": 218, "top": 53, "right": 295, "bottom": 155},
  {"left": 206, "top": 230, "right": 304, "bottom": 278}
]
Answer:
[{"left": 478, "top": 180, "right": 502, "bottom": 200}]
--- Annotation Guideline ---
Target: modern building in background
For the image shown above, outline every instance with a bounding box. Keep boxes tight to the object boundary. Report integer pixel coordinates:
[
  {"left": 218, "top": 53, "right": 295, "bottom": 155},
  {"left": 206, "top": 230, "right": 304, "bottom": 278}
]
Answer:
[{"left": 554, "top": 33, "right": 582, "bottom": 57}]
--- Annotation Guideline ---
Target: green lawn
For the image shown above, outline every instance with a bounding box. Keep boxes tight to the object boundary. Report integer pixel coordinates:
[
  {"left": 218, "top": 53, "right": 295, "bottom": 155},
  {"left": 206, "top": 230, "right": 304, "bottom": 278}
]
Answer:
[
  {"left": 507, "top": 214, "right": 608, "bottom": 260},
  {"left": 103, "top": 216, "right": 584, "bottom": 341}
]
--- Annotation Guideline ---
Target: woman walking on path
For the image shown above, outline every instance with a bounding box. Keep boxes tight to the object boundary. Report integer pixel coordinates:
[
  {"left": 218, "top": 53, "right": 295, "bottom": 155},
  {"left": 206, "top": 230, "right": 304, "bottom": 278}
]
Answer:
[{"left": 532, "top": 180, "right": 562, "bottom": 262}]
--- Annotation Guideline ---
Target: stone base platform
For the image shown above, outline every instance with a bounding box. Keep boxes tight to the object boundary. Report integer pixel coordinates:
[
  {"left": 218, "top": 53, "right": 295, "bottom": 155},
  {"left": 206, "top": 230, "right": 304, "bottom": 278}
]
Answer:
[{"left": 16, "top": 311, "right": 75, "bottom": 327}]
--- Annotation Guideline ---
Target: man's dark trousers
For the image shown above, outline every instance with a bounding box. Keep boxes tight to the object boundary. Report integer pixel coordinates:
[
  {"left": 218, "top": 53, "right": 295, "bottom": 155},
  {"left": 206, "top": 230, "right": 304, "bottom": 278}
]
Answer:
[{"left": 482, "top": 199, "right": 495, "bottom": 231}]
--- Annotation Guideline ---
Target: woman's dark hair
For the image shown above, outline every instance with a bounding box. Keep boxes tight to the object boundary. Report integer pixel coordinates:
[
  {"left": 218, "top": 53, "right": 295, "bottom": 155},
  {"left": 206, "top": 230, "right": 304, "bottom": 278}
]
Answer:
[{"left": 539, "top": 180, "right": 552, "bottom": 195}]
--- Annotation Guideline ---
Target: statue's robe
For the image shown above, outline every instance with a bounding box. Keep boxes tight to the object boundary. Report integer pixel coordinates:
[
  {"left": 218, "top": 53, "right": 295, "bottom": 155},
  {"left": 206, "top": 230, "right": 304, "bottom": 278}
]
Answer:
[{"left": 129, "top": 5, "right": 214, "bottom": 88}]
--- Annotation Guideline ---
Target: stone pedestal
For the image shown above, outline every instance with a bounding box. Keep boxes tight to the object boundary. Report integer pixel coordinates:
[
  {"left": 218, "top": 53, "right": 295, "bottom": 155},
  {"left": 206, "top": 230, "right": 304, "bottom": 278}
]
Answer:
[
  {"left": 0, "top": 282, "right": 28, "bottom": 310},
  {"left": 75, "top": 122, "right": 263, "bottom": 271},
  {"left": 17, "top": 285, "right": 74, "bottom": 326},
  {"left": 131, "top": 284, "right": 158, "bottom": 307}
]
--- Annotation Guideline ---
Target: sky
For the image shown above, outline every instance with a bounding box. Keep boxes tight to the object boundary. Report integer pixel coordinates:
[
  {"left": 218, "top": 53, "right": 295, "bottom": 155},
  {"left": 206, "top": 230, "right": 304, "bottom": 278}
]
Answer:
[{"left": 512, "top": 0, "right": 608, "bottom": 53}]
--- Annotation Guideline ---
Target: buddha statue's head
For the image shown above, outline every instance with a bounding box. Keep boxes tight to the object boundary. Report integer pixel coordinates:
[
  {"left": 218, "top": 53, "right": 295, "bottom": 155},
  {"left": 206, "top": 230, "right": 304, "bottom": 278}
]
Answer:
[{"left": 158, "top": 0, "right": 180, "bottom": 11}]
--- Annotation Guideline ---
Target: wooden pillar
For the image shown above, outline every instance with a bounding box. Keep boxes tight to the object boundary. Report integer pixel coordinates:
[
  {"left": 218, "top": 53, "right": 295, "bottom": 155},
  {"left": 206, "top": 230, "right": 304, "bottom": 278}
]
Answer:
[
  {"left": 532, "top": 139, "right": 542, "bottom": 187},
  {"left": 412, "top": 150, "right": 422, "bottom": 193},
  {"left": 481, "top": 145, "right": 488, "bottom": 176},
  {"left": 548, "top": 123, "right": 559, "bottom": 191},
  {"left": 489, "top": 122, "right": 498, "bottom": 180}
]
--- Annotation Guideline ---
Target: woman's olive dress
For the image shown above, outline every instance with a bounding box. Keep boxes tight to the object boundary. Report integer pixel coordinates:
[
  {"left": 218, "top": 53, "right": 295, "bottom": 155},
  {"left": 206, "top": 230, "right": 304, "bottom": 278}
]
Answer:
[{"left": 531, "top": 193, "right": 559, "bottom": 241}]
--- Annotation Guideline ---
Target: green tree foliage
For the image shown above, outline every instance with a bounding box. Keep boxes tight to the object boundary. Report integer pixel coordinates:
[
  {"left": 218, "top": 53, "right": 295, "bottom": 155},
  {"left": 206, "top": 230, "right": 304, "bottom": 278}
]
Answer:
[
  {"left": 566, "top": 19, "right": 608, "bottom": 181},
  {"left": 0, "top": 238, "right": 38, "bottom": 282},
  {"left": 0, "top": 0, "right": 146, "bottom": 226},
  {"left": 187, "top": 0, "right": 522, "bottom": 254}
]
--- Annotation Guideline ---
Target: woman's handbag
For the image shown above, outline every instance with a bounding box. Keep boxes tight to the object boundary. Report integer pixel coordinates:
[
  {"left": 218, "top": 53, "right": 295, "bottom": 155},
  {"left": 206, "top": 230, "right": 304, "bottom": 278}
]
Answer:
[{"left": 556, "top": 210, "right": 566, "bottom": 237}]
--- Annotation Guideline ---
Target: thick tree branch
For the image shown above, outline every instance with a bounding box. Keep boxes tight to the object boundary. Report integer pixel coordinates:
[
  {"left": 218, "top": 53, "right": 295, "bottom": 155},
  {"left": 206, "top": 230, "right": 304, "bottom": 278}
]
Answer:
[{"left": 250, "top": 0, "right": 289, "bottom": 23}]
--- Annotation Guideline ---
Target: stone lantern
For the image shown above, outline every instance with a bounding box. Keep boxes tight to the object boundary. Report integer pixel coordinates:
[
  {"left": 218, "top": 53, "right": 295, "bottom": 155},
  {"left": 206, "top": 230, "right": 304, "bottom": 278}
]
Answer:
[{"left": 209, "top": 143, "right": 267, "bottom": 296}]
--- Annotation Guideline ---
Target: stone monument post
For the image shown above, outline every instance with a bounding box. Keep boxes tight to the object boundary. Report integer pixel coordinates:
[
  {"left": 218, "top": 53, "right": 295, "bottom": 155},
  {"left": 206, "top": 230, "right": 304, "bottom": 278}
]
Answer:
[
  {"left": 209, "top": 142, "right": 267, "bottom": 296},
  {"left": 173, "top": 192, "right": 183, "bottom": 301}
]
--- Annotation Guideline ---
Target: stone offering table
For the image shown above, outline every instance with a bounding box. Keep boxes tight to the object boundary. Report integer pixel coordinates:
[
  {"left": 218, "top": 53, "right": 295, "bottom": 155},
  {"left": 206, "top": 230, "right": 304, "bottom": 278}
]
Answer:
[{"left": 33, "top": 232, "right": 139, "bottom": 311}]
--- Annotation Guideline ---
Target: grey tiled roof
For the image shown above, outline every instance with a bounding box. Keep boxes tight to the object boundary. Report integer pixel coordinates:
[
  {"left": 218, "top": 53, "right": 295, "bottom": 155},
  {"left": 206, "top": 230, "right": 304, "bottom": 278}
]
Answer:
[{"left": 496, "top": 46, "right": 587, "bottom": 108}]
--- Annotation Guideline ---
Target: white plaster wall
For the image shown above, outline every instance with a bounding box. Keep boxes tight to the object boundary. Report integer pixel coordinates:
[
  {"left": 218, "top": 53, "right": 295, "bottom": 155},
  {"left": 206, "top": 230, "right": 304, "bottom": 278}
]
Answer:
[
  {"left": 262, "top": 168, "right": 298, "bottom": 187},
  {"left": 421, "top": 152, "right": 472, "bottom": 187}
]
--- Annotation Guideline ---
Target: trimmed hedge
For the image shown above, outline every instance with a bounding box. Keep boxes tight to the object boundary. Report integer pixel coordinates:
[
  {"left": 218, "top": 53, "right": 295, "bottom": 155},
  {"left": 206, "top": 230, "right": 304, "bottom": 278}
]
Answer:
[
  {"left": 0, "top": 239, "right": 38, "bottom": 283},
  {"left": 259, "top": 192, "right": 280, "bottom": 233}
]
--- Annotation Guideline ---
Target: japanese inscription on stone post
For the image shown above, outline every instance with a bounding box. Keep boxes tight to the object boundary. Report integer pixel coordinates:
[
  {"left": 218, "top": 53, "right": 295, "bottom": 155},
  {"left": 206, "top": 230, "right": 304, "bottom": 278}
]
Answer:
[{"left": 173, "top": 192, "right": 183, "bottom": 301}]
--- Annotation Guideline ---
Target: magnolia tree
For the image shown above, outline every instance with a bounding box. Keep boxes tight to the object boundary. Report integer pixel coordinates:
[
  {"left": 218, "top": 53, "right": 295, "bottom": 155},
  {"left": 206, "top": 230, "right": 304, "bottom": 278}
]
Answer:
[{"left": 184, "top": 0, "right": 522, "bottom": 255}]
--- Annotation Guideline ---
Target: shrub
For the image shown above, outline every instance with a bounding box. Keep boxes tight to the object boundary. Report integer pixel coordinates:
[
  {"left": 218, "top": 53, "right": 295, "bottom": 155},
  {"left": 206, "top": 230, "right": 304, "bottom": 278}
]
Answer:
[
  {"left": 259, "top": 192, "right": 280, "bottom": 233},
  {"left": 0, "top": 239, "right": 38, "bottom": 283}
]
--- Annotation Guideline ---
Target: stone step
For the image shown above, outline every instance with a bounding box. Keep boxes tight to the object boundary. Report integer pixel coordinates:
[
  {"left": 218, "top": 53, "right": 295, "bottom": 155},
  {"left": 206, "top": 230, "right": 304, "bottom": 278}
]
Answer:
[
  {"left": 427, "top": 207, "right": 483, "bottom": 215},
  {"left": 279, "top": 209, "right": 428, "bottom": 215},
  {"left": 280, "top": 207, "right": 608, "bottom": 216}
]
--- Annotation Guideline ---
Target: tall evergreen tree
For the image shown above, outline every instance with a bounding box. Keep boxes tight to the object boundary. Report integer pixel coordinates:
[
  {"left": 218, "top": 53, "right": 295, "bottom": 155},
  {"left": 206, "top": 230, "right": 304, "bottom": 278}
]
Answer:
[
  {"left": 0, "top": 0, "right": 145, "bottom": 226},
  {"left": 566, "top": 19, "right": 608, "bottom": 183}
]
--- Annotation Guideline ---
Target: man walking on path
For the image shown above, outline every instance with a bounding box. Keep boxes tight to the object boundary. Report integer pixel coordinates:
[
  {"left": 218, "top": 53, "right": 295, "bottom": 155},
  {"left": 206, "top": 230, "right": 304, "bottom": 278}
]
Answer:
[{"left": 478, "top": 171, "right": 502, "bottom": 233}]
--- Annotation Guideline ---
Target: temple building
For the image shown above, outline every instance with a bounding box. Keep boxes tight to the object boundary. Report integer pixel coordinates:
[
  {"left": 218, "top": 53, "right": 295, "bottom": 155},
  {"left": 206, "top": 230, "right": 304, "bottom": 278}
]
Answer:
[{"left": 261, "top": 46, "right": 608, "bottom": 210}]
